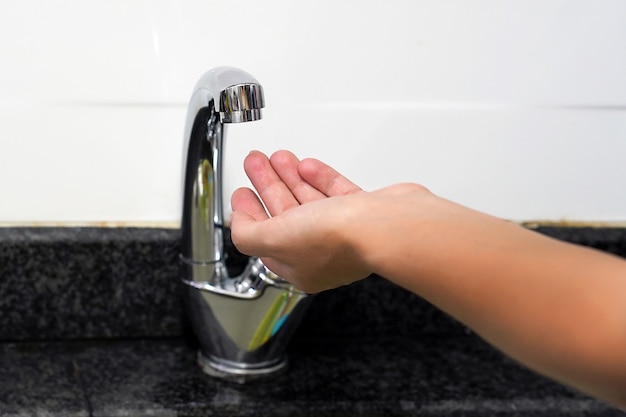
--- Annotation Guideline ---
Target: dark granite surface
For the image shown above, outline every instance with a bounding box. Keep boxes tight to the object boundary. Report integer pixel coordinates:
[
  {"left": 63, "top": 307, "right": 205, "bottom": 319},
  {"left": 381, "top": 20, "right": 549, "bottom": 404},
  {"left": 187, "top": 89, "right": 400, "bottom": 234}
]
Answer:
[
  {"left": 2, "top": 335, "right": 621, "bottom": 417},
  {"left": 0, "top": 228, "right": 182, "bottom": 341},
  {"left": 0, "top": 228, "right": 468, "bottom": 342},
  {"left": 1, "top": 226, "right": 625, "bottom": 416}
]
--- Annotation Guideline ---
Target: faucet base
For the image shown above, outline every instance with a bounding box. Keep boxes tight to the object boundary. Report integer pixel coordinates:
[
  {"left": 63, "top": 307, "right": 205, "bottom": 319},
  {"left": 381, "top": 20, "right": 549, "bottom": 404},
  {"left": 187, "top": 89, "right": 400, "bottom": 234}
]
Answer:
[{"left": 197, "top": 351, "right": 288, "bottom": 384}]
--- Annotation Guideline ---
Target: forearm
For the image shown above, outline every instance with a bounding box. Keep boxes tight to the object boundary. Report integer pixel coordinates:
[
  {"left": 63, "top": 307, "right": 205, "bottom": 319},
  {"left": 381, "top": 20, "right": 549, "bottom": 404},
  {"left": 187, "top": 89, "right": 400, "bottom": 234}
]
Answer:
[{"left": 356, "top": 196, "right": 626, "bottom": 407}]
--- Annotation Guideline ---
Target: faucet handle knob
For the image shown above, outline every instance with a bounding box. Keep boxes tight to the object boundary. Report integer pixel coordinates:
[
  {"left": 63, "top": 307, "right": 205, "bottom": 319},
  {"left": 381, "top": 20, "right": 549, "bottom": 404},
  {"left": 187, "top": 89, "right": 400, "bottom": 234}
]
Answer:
[{"left": 219, "top": 83, "right": 265, "bottom": 123}]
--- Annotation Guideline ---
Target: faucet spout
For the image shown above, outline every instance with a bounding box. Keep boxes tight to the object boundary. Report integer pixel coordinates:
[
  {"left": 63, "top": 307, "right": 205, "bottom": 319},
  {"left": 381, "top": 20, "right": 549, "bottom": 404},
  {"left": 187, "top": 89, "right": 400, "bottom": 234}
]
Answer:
[
  {"left": 181, "top": 67, "right": 263, "bottom": 266},
  {"left": 180, "top": 67, "right": 310, "bottom": 383}
]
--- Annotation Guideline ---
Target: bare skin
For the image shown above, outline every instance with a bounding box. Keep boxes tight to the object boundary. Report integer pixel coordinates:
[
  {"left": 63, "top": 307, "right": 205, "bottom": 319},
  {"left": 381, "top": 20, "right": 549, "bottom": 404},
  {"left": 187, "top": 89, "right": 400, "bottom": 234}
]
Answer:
[{"left": 230, "top": 150, "right": 626, "bottom": 409}]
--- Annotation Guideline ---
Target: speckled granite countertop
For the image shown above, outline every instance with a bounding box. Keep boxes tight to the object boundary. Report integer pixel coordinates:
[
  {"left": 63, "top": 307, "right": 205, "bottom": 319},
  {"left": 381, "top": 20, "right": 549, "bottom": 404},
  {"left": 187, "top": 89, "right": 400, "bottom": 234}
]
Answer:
[
  {"left": 1, "top": 227, "right": 625, "bottom": 416},
  {"left": 3, "top": 336, "right": 621, "bottom": 417}
]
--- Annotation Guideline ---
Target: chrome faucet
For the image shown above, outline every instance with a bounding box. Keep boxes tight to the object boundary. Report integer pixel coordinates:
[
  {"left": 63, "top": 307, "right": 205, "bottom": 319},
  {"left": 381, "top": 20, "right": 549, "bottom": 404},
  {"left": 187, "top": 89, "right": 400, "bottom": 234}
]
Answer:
[{"left": 180, "top": 67, "right": 311, "bottom": 383}]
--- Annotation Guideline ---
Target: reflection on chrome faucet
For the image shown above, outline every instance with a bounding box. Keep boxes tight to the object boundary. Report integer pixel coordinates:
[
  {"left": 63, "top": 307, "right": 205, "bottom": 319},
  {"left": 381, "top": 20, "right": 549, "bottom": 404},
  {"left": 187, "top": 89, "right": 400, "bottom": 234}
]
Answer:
[{"left": 180, "top": 67, "right": 311, "bottom": 383}]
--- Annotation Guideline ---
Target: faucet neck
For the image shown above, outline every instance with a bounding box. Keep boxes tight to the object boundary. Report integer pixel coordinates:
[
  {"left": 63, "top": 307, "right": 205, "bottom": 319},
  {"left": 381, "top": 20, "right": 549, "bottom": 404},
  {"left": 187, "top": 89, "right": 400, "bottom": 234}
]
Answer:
[
  {"left": 180, "top": 67, "right": 264, "bottom": 270},
  {"left": 181, "top": 100, "right": 225, "bottom": 264}
]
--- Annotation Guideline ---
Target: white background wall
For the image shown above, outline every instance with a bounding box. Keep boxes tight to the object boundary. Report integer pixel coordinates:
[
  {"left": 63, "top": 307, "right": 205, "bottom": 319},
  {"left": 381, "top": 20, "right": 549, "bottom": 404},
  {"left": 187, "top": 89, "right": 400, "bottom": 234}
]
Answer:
[{"left": 1, "top": 1, "right": 625, "bottom": 225}]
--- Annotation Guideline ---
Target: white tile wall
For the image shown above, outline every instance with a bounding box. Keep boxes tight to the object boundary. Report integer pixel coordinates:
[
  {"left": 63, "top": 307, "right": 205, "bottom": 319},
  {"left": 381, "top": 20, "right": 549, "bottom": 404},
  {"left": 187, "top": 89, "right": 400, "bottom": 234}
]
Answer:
[{"left": 1, "top": 1, "right": 625, "bottom": 223}]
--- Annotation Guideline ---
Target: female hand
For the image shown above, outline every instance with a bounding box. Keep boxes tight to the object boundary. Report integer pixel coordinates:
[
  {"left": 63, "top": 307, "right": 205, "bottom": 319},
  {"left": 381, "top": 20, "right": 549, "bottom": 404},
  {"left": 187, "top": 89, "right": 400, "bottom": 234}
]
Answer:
[{"left": 230, "top": 150, "right": 370, "bottom": 293}]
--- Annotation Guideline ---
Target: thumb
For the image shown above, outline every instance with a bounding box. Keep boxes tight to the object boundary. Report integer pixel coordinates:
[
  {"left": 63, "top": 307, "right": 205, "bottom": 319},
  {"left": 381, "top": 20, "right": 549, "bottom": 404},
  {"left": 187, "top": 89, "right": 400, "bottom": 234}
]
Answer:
[
  {"left": 230, "top": 187, "right": 272, "bottom": 256},
  {"left": 231, "top": 187, "right": 269, "bottom": 221},
  {"left": 229, "top": 210, "right": 267, "bottom": 257}
]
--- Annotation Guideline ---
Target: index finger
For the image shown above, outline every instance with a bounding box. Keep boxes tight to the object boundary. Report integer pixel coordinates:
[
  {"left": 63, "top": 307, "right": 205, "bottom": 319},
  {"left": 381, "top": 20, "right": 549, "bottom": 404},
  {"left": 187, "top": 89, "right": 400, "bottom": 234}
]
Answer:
[{"left": 243, "top": 151, "right": 300, "bottom": 216}]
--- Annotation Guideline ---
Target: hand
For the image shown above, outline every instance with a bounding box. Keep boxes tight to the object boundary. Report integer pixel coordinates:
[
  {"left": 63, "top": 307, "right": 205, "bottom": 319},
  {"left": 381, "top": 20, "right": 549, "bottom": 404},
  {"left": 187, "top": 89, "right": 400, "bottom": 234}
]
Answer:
[
  {"left": 232, "top": 151, "right": 626, "bottom": 409},
  {"left": 230, "top": 150, "right": 369, "bottom": 293}
]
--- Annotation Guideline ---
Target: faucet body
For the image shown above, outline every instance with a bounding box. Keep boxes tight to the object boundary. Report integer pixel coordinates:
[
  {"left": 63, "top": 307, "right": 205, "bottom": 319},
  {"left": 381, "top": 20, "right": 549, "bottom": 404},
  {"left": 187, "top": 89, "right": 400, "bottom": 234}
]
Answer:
[{"left": 180, "top": 67, "right": 310, "bottom": 383}]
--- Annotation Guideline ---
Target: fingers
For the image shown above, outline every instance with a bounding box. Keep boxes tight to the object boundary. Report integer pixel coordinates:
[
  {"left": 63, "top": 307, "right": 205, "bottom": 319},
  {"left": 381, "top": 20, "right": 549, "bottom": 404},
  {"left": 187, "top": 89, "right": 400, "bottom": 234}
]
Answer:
[
  {"left": 241, "top": 150, "right": 363, "bottom": 218},
  {"left": 243, "top": 151, "right": 301, "bottom": 216},
  {"left": 298, "top": 157, "right": 362, "bottom": 196},
  {"left": 269, "top": 150, "right": 327, "bottom": 203}
]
